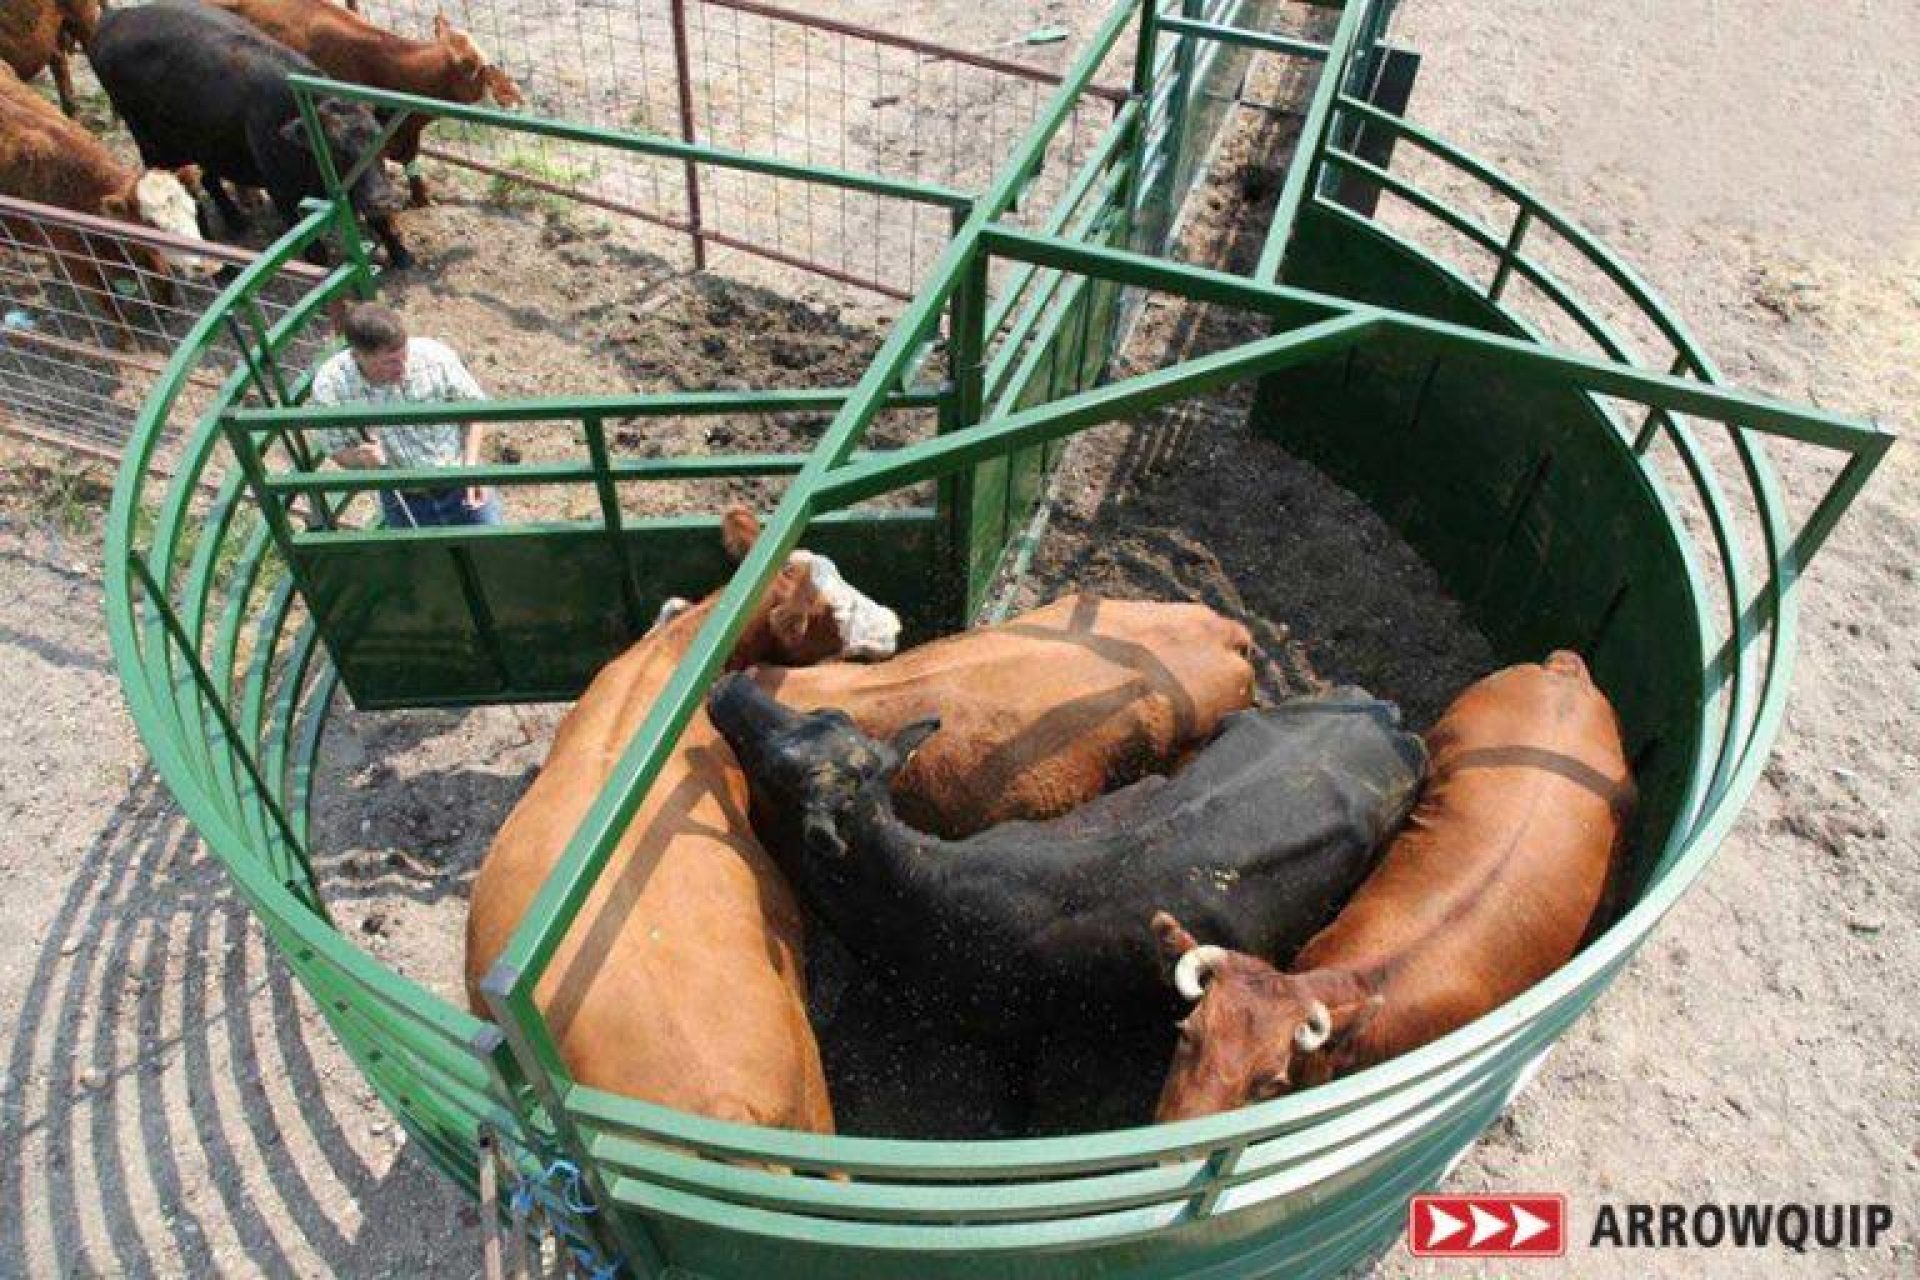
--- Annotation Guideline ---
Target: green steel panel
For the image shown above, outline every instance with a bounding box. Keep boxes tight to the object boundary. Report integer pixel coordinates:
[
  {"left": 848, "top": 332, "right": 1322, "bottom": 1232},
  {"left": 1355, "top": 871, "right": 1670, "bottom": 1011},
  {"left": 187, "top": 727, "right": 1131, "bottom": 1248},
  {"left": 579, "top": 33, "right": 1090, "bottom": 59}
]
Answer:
[
  {"left": 1253, "top": 203, "right": 1703, "bottom": 887},
  {"left": 295, "top": 512, "right": 943, "bottom": 708}
]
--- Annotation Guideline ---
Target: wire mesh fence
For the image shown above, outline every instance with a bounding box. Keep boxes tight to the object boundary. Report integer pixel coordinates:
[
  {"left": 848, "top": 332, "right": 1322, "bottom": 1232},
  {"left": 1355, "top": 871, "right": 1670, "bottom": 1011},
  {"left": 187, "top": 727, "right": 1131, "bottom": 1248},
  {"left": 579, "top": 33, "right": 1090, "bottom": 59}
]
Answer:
[
  {"left": 0, "top": 194, "right": 335, "bottom": 468},
  {"left": 347, "top": 0, "right": 1124, "bottom": 297}
]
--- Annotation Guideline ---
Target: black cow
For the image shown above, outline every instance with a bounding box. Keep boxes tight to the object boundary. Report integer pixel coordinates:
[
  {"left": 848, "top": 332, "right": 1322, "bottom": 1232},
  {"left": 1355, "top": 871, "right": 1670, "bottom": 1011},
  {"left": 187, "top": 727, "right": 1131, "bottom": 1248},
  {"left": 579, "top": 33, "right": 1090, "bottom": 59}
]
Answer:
[
  {"left": 708, "top": 673, "right": 1429, "bottom": 1042},
  {"left": 90, "top": 0, "right": 411, "bottom": 267}
]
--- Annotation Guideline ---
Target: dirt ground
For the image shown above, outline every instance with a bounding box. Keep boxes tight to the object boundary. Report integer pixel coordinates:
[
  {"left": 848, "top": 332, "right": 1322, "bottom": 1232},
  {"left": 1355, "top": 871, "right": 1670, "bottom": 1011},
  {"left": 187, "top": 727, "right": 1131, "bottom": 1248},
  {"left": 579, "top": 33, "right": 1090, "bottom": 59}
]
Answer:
[{"left": 1, "top": 0, "right": 1915, "bottom": 1277}]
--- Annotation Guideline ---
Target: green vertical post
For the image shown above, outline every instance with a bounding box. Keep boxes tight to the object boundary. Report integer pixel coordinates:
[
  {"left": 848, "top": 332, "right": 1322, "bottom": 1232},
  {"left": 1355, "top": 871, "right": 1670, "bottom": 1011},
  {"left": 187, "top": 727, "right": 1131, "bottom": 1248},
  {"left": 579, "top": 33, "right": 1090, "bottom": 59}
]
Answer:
[
  {"left": 1123, "top": 0, "right": 1163, "bottom": 230},
  {"left": 941, "top": 201, "right": 988, "bottom": 622},
  {"left": 581, "top": 414, "right": 647, "bottom": 635},
  {"left": 1164, "top": 0, "right": 1205, "bottom": 203},
  {"left": 293, "top": 84, "right": 376, "bottom": 294}
]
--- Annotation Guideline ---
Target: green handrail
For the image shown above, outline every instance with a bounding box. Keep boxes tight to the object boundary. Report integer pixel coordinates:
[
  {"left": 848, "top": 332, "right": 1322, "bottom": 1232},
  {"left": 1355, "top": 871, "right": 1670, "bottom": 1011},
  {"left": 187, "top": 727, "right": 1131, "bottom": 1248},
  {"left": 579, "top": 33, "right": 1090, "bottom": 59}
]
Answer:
[{"left": 287, "top": 75, "right": 976, "bottom": 212}]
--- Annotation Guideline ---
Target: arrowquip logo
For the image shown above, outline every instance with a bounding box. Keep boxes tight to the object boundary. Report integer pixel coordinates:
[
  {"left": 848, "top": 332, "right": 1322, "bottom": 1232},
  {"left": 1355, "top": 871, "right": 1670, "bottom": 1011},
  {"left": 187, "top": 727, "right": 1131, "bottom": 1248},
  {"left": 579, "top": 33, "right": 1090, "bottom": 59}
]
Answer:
[
  {"left": 1407, "top": 1196, "right": 1897, "bottom": 1262},
  {"left": 1588, "top": 1202, "right": 1895, "bottom": 1252},
  {"left": 1408, "top": 1194, "right": 1566, "bottom": 1257}
]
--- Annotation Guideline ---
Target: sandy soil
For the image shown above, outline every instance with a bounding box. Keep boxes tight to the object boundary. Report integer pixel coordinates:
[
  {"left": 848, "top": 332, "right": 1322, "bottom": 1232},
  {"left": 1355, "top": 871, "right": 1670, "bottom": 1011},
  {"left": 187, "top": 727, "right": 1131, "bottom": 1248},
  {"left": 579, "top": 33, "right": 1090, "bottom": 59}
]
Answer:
[{"left": 0, "top": 1, "right": 1914, "bottom": 1277}]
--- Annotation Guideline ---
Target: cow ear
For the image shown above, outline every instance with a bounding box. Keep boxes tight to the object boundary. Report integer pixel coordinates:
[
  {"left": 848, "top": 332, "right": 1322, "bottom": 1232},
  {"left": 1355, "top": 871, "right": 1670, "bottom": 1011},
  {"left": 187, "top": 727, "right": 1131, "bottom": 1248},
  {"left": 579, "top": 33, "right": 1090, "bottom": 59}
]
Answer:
[
  {"left": 721, "top": 506, "right": 760, "bottom": 561},
  {"left": 485, "top": 66, "right": 525, "bottom": 109},
  {"left": 434, "top": 12, "right": 454, "bottom": 40},
  {"left": 1151, "top": 911, "right": 1199, "bottom": 959},
  {"left": 888, "top": 718, "right": 940, "bottom": 765},
  {"left": 802, "top": 811, "right": 847, "bottom": 859}
]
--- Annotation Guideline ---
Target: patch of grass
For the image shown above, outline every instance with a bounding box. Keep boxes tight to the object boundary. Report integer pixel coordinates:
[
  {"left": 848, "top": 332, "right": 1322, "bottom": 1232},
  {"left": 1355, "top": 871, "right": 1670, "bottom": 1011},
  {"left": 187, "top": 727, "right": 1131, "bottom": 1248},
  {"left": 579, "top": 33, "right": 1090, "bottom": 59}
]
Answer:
[
  {"left": 485, "top": 149, "right": 600, "bottom": 213},
  {"left": 433, "top": 118, "right": 496, "bottom": 147},
  {"left": 4, "top": 455, "right": 115, "bottom": 537}
]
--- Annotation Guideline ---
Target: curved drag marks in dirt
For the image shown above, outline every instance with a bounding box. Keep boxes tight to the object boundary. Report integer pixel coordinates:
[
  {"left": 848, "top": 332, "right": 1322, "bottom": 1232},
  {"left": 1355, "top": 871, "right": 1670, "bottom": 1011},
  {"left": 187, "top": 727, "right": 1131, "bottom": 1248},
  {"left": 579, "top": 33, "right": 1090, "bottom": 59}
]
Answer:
[{"left": 0, "top": 772, "right": 469, "bottom": 1276}]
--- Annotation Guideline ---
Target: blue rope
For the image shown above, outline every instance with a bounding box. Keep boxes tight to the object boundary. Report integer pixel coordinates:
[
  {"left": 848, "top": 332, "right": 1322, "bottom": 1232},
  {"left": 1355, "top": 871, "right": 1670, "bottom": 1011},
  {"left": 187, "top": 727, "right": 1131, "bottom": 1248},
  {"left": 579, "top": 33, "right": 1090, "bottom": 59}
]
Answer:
[{"left": 505, "top": 1157, "right": 622, "bottom": 1277}]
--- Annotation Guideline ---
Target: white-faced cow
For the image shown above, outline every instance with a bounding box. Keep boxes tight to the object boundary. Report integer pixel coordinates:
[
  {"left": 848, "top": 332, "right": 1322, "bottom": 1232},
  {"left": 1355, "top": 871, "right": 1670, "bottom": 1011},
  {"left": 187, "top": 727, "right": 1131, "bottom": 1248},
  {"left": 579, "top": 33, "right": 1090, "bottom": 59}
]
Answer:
[
  {"left": 2, "top": 64, "right": 216, "bottom": 344},
  {"left": 465, "top": 510, "right": 900, "bottom": 1134}
]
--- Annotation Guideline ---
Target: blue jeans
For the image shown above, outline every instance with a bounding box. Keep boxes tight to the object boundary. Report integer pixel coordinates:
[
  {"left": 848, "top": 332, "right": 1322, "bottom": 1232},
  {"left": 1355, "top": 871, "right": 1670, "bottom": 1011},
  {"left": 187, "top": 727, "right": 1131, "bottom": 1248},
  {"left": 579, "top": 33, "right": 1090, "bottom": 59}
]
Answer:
[{"left": 379, "top": 487, "right": 502, "bottom": 528}]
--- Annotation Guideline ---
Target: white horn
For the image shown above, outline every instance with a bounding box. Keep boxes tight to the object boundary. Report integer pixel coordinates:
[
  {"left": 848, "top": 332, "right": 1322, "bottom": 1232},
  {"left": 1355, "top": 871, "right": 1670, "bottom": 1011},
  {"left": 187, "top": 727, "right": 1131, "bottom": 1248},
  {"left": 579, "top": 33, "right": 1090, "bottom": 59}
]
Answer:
[
  {"left": 1293, "top": 1000, "right": 1332, "bottom": 1053},
  {"left": 1173, "top": 945, "right": 1229, "bottom": 1002}
]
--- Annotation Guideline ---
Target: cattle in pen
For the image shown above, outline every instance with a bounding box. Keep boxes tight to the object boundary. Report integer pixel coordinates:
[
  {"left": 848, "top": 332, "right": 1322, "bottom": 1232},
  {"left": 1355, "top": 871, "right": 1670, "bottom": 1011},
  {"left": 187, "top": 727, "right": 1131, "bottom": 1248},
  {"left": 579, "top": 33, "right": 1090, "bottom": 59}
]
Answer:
[
  {"left": 91, "top": 1, "right": 414, "bottom": 267},
  {"left": 0, "top": 0, "right": 99, "bottom": 118},
  {"left": 2, "top": 64, "right": 217, "bottom": 343},
  {"left": 1151, "top": 651, "right": 1633, "bottom": 1122},
  {"left": 465, "top": 509, "right": 900, "bottom": 1134},
  {"left": 710, "top": 675, "right": 1427, "bottom": 1042},
  {"left": 747, "top": 592, "right": 1258, "bottom": 838}
]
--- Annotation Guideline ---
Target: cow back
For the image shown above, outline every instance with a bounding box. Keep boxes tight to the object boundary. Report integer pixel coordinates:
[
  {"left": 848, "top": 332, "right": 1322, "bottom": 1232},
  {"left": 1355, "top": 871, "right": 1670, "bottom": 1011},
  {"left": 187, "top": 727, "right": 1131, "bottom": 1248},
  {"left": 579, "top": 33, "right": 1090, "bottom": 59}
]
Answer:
[
  {"left": 93, "top": 1, "right": 316, "bottom": 183},
  {"left": 0, "top": 65, "right": 126, "bottom": 210},
  {"left": 466, "top": 607, "right": 834, "bottom": 1132},
  {"left": 757, "top": 593, "right": 1256, "bottom": 837},
  {"left": 1294, "top": 653, "right": 1631, "bottom": 1057}
]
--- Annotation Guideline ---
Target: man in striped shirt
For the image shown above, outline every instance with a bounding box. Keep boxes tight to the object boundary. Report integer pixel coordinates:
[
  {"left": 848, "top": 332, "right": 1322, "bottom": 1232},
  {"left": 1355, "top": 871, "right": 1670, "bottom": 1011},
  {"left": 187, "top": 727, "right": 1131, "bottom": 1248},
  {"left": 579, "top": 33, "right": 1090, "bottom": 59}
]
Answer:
[{"left": 306, "top": 302, "right": 502, "bottom": 527}]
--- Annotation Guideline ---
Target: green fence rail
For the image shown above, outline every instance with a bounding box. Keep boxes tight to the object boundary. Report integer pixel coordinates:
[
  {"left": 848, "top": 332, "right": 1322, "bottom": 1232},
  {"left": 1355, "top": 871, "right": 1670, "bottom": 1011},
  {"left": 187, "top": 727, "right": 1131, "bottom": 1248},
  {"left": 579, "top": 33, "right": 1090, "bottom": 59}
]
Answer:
[{"left": 105, "top": 1, "right": 1890, "bottom": 1275}]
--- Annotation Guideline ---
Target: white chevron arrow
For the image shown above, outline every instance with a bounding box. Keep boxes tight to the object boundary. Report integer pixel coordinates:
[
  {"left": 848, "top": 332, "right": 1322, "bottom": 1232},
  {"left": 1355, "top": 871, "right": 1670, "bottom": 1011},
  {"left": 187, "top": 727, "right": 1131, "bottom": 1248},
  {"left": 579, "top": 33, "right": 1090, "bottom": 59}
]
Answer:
[
  {"left": 1469, "top": 1204, "right": 1507, "bottom": 1247},
  {"left": 1510, "top": 1203, "right": 1551, "bottom": 1247},
  {"left": 1424, "top": 1204, "right": 1466, "bottom": 1247}
]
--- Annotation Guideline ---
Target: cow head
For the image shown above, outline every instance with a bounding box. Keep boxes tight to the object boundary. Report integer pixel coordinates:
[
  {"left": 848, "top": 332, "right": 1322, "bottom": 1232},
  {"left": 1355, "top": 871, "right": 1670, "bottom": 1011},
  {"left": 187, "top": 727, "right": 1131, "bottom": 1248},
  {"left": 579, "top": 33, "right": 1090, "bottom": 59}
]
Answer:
[
  {"left": 280, "top": 101, "right": 408, "bottom": 220},
  {"left": 433, "top": 13, "right": 525, "bottom": 108},
  {"left": 658, "top": 508, "right": 901, "bottom": 663},
  {"left": 108, "top": 167, "right": 218, "bottom": 280},
  {"left": 767, "top": 550, "right": 901, "bottom": 664},
  {"left": 708, "top": 672, "right": 937, "bottom": 861},
  {"left": 1149, "top": 912, "right": 1382, "bottom": 1122}
]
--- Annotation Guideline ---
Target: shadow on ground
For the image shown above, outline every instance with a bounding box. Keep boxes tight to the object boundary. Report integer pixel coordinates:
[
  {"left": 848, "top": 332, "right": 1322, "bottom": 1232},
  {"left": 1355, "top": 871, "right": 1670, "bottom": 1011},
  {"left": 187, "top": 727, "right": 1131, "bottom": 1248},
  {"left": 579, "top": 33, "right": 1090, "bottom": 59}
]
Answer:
[{"left": 0, "top": 772, "right": 473, "bottom": 1277}]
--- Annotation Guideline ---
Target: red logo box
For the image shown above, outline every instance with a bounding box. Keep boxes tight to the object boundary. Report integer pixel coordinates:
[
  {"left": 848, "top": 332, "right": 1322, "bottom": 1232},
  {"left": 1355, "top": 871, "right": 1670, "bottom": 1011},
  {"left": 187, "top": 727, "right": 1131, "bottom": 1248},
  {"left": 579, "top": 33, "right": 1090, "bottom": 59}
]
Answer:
[{"left": 1408, "top": 1194, "right": 1567, "bottom": 1258}]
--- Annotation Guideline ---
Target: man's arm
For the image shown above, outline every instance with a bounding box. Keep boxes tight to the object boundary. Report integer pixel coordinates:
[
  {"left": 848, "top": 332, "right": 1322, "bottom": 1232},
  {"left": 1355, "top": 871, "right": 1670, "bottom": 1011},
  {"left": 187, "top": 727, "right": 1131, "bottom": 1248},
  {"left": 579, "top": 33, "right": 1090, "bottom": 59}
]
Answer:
[
  {"left": 307, "top": 355, "right": 386, "bottom": 469},
  {"left": 431, "top": 341, "right": 492, "bottom": 508}
]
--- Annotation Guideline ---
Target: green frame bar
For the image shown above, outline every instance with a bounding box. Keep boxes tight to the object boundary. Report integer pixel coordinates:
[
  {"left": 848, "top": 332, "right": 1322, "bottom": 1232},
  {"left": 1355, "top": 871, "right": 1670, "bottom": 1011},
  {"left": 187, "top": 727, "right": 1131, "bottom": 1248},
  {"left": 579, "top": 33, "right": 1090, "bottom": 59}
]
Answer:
[
  {"left": 225, "top": 386, "right": 948, "bottom": 432},
  {"left": 1254, "top": 0, "right": 1375, "bottom": 281},
  {"left": 817, "top": 314, "right": 1381, "bottom": 508},
  {"left": 288, "top": 75, "right": 975, "bottom": 212},
  {"left": 1158, "top": 14, "right": 1332, "bottom": 60}
]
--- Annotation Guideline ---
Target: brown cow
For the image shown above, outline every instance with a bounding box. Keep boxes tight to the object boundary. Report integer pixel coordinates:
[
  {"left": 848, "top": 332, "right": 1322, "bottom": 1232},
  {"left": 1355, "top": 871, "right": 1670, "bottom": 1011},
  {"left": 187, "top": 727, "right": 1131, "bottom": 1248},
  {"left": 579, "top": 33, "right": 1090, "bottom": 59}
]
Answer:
[
  {"left": 1, "top": 0, "right": 99, "bottom": 118},
  {"left": 750, "top": 593, "right": 1257, "bottom": 838},
  {"left": 205, "top": 1, "right": 525, "bottom": 206},
  {"left": 1, "top": 64, "right": 216, "bottom": 342},
  {"left": 464, "top": 510, "right": 899, "bottom": 1133},
  {"left": 1151, "top": 650, "right": 1633, "bottom": 1121}
]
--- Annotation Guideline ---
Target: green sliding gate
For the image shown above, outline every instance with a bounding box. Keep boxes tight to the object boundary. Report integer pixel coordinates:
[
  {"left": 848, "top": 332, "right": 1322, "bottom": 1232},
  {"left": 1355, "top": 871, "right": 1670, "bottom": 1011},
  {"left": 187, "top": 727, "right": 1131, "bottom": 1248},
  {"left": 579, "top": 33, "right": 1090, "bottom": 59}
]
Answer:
[{"left": 105, "top": 1, "right": 1891, "bottom": 1275}]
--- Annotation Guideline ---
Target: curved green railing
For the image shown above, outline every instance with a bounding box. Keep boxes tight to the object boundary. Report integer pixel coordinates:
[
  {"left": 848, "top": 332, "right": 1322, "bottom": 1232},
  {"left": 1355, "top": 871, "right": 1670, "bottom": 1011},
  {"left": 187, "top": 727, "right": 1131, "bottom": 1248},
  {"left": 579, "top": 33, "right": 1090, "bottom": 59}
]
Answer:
[{"left": 105, "top": 1, "right": 1888, "bottom": 1275}]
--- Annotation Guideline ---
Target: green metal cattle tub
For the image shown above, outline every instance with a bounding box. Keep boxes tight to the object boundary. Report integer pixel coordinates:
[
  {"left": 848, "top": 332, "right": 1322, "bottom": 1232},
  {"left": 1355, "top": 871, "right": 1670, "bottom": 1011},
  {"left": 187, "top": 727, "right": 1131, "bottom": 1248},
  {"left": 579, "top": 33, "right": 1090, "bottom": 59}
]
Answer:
[{"left": 104, "top": 1, "right": 1888, "bottom": 1275}]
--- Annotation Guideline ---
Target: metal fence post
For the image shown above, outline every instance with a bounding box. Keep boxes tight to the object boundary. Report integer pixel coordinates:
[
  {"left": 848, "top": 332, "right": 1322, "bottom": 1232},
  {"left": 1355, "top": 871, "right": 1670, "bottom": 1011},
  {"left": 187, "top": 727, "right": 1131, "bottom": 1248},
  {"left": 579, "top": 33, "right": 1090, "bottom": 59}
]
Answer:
[
  {"left": 293, "top": 84, "right": 376, "bottom": 291},
  {"left": 580, "top": 414, "right": 648, "bottom": 635},
  {"left": 1164, "top": 0, "right": 1205, "bottom": 198},
  {"left": 668, "top": 0, "right": 709, "bottom": 270},
  {"left": 1120, "top": 0, "right": 1162, "bottom": 243},
  {"left": 939, "top": 202, "right": 988, "bottom": 620}
]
